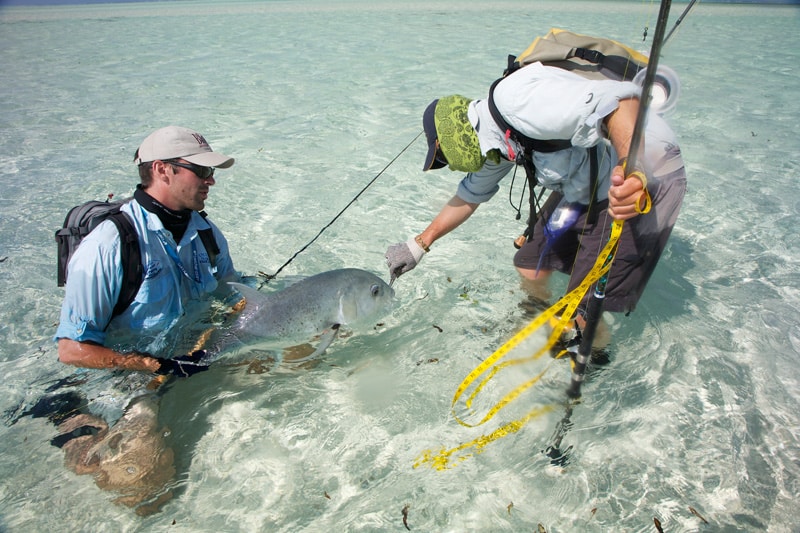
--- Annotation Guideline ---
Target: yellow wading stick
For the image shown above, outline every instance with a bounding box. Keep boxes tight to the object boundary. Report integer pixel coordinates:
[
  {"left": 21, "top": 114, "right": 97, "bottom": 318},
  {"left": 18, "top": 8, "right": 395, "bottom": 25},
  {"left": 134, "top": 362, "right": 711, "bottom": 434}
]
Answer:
[
  {"left": 413, "top": 223, "right": 621, "bottom": 470},
  {"left": 416, "top": 0, "right": 675, "bottom": 469},
  {"left": 567, "top": 0, "right": 672, "bottom": 399},
  {"left": 544, "top": 0, "right": 674, "bottom": 465}
]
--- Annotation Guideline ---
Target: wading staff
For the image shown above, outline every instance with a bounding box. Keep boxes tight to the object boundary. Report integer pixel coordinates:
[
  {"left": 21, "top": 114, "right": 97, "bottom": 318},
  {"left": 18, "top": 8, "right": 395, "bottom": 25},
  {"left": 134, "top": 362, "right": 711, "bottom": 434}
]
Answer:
[{"left": 566, "top": 0, "right": 673, "bottom": 400}]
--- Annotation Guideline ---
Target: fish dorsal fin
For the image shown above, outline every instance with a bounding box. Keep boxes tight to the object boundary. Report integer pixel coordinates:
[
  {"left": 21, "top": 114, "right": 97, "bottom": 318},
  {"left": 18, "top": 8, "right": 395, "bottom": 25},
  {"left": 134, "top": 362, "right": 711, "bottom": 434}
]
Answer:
[{"left": 228, "top": 282, "right": 267, "bottom": 311}]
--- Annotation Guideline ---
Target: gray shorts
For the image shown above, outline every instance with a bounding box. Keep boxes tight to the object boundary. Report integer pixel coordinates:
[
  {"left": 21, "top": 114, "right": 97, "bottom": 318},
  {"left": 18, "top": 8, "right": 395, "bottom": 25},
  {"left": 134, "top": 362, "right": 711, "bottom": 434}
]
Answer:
[{"left": 513, "top": 170, "right": 686, "bottom": 314}]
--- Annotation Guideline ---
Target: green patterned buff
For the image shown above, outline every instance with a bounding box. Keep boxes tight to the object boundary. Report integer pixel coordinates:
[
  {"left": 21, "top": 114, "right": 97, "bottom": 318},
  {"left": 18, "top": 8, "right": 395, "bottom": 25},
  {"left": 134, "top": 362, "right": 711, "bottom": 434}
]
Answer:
[{"left": 434, "top": 95, "right": 486, "bottom": 173}]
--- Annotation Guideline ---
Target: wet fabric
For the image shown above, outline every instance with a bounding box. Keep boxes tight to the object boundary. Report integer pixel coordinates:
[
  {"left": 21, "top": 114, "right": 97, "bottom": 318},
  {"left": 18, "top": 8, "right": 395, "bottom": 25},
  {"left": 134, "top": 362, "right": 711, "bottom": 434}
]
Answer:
[
  {"left": 54, "top": 199, "right": 236, "bottom": 349},
  {"left": 513, "top": 164, "right": 686, "bottom": 314}
]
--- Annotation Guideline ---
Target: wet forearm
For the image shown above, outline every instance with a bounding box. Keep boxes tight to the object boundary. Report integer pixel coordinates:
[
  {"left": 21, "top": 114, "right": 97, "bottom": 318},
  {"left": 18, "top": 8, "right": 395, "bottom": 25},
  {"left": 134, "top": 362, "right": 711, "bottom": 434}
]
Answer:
[
  {"left": 606, "top": 97, "right": 639, "bottom": 162},
  {"left": 419, "top": 196, "right": 479, "bottom": 248},
  {"left": 57, "top": 338, "right": 160, "bottom": 372}
]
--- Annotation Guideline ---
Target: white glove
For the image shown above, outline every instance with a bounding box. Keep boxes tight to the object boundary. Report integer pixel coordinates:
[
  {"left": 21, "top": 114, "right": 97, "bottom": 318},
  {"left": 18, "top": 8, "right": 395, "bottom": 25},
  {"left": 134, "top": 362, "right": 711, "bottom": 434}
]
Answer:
[{"left": 385, "top": 237, "right": 427, "bottom": 283}]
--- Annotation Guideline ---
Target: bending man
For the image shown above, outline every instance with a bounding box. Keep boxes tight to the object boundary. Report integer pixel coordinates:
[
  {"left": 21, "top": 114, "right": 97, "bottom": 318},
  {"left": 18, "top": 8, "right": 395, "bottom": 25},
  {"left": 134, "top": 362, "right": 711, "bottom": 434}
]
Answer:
[{"left": 386, "top": 61, "right": 686, "bottom": 339}]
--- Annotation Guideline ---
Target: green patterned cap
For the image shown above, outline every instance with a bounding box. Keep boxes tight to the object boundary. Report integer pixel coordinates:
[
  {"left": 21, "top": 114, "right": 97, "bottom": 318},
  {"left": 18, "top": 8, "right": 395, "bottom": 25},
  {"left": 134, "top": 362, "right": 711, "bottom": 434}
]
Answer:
[{"left": 434, "top": 95, "right": 486, "bottom": 173}]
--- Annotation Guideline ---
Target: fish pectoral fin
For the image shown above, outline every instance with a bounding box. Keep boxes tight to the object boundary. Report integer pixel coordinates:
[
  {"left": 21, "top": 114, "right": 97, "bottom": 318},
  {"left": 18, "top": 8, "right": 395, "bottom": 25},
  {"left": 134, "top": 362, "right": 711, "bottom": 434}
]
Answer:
[
  {"left": 306, "top": 324, "right": 340, "bottom": 360},
  {"left": 280, "top": 325, "right": 341, "bottom": 364}
]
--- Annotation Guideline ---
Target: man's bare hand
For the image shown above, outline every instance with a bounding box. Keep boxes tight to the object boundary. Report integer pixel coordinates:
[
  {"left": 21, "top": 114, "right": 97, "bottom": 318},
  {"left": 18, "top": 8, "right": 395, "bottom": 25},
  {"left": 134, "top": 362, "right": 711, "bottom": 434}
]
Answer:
[{"left": 607, "top": 164, "right": 648, "bottom": 220}]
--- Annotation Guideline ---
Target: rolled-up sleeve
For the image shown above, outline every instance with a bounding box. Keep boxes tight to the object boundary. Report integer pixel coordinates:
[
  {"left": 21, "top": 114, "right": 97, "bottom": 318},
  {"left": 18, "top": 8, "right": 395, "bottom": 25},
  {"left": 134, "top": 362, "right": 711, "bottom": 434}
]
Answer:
[
  {"left": 456, "top": 159, "right": 515, "bottom": 204},
  {"left": 54, "top": 221, "right": 122, "bottom": 345}
]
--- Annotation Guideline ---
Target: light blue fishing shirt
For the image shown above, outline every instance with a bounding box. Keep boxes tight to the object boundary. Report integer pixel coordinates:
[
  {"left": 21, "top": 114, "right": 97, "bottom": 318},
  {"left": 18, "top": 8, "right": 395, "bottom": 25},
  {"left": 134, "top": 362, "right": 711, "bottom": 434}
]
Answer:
[
  {"left": 456, "top": 62, "right": 675, "bottom": 206},
  {"left": 54, "top": 200, "right": 237, "bottom": 348}
]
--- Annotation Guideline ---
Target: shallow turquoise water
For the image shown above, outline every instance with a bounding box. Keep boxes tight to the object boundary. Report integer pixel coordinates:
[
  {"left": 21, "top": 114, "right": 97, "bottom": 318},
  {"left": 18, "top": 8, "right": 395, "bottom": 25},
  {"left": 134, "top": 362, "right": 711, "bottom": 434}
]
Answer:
[{"left": 1, "top": 1, "right": 799, "bottom": 531}]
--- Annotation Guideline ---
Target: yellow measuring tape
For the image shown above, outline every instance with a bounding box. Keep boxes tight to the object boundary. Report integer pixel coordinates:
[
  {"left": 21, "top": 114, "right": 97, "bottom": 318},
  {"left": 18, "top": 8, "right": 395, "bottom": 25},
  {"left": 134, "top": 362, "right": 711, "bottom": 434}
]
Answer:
[
  {"left": 413, "top": 404, "right": 557, "bottom": 470},
  {"left": 414, "top": 219, "right": 624, "bottom": 470}
]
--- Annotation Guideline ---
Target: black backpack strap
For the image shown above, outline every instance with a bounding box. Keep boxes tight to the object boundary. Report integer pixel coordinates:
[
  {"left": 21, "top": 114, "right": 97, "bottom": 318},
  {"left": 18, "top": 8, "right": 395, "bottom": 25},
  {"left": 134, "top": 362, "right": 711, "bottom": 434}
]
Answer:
[
  {"left": 503, "top": 54, "right": 519, "bottom": 76},
  {"left": 55, "top": 227, "right": 71, "bottom": 287},
  {"left": 572, "top": 47, "right": 642, "bottom": 81},
  {"left": 197, "top": 211, "right": 220, "bottom": 269},
  {"left": 522, "top": 155, "right": 544, "bottom": 241},
  {"left": 197, "top": 229, "right": 219, "bottom": 267},
  {"left": 586, "top": 145, "right": 600, "bottom": 225},
  {"left": 106, "top": 211, "right": 142, "bottom": 320}
]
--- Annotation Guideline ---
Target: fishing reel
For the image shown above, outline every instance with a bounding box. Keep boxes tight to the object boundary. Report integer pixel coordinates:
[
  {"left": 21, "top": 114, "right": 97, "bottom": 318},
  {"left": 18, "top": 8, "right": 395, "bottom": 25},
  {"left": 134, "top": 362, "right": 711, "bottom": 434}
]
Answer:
[{"left": 633, "top": 64, "right": 681, "bottom": 116}]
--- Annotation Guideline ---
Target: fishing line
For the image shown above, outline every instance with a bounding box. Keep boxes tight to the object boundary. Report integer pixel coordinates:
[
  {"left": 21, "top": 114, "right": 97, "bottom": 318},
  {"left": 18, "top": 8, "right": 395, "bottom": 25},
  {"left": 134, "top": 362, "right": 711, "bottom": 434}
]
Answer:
[{"left": 259, "top": 131, "right": 423, "bottom": 283}]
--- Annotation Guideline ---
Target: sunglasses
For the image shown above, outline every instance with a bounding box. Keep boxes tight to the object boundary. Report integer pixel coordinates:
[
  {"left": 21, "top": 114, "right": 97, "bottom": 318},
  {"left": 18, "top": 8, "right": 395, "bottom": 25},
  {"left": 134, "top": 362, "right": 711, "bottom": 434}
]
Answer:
[
  {"left": 428, "top": 139, "right": 448, "bottom": 169},
  {"left": 166, "top": 160, "right": 215, "bottom": 180}
]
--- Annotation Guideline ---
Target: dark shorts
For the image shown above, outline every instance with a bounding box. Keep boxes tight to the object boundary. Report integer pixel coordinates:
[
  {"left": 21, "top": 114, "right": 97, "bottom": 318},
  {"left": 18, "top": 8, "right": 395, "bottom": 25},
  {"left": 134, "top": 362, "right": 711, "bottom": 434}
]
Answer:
[{"left": 513, "top": 172, "right": 686, "bottom": 314}]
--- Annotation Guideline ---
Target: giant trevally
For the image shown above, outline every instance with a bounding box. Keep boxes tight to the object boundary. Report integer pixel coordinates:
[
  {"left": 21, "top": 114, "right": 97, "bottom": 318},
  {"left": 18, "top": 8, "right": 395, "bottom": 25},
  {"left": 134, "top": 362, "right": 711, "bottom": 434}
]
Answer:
[{"left": 225, "top": 268, "right": 394, "bottom": 359}]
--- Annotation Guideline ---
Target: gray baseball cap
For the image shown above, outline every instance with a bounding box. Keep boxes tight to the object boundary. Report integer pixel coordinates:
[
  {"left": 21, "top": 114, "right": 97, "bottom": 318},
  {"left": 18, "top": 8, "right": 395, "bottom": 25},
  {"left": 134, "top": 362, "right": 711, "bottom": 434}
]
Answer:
[{"left": 134, "top": 126, "right": 234, "bottom": 168}]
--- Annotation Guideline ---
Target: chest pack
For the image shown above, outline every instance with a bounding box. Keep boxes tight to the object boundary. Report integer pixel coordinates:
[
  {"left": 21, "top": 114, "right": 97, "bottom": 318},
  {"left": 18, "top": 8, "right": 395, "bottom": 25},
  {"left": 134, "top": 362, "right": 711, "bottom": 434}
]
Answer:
[{"left": 56, "top": 196, "right": 220, "bottom": 320}]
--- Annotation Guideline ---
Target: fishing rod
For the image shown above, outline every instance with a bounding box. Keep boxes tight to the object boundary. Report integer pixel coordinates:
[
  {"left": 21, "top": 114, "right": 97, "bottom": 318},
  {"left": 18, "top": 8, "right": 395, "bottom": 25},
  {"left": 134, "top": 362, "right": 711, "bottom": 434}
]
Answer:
[
  {"left": 665, "top": 0, "right": 699, "bottom": 44},
  {"left": 543, "top": 401, "right": 574, "bottom": 466},
  {"left": 540, "top": 0, "right": 676, "bottom": 466},
  {"left": 259, "top": 132, "right": 422, "bottom": 284},
  {"left": 566, "top": 0, "right": 673, "bottom": 399}
]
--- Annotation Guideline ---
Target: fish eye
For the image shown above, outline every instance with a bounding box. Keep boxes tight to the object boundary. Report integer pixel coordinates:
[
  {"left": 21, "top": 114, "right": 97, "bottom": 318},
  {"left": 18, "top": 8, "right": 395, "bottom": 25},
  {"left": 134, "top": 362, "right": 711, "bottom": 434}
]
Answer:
[{"left": 370, "top": 284, "right": 380, "bottom": 296}]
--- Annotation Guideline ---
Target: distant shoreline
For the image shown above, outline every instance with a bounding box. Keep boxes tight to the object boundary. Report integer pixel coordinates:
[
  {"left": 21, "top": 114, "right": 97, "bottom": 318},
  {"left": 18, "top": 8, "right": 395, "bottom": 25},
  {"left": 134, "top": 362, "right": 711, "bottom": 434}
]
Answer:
[{"left": 1, "top": 0, "right": 799, "bottom": 7}]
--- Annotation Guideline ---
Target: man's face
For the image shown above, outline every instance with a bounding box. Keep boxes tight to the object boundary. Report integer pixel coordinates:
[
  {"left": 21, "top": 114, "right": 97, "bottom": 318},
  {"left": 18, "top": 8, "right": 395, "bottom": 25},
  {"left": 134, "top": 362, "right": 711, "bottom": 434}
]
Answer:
[{"left": 162, "top": 159, "right": 216, "bottom": 211}]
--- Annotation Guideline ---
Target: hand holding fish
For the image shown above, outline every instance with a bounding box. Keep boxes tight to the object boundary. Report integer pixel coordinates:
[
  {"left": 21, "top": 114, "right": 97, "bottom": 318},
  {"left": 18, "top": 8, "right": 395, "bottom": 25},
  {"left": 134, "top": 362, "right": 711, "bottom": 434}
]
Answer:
[
  {"left": 155, "top": 350, "right": 210, "bottom": 377},
  {"left": 385, "top": 238, "right": 427, "bottom": 283}
]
